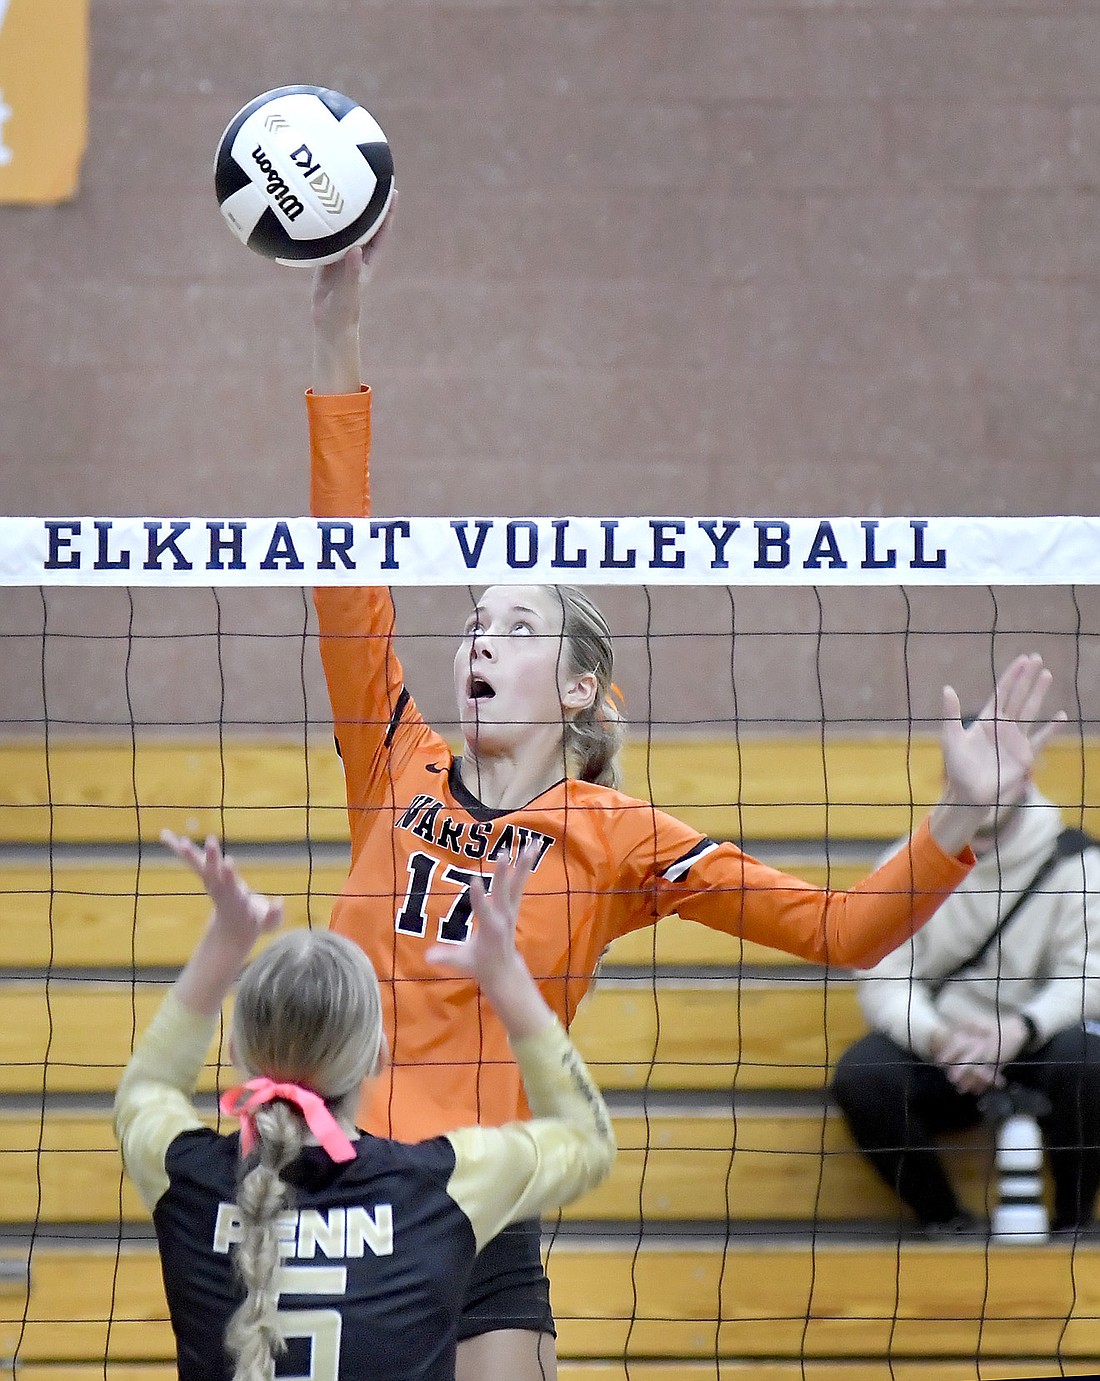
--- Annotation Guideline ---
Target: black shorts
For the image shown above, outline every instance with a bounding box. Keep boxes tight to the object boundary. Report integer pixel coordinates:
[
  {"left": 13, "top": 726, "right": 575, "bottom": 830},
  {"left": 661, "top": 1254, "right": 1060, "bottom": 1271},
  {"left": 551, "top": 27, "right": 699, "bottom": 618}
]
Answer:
[{"left": 457, "top": 1218, "right": 556, "bottom": 1343}]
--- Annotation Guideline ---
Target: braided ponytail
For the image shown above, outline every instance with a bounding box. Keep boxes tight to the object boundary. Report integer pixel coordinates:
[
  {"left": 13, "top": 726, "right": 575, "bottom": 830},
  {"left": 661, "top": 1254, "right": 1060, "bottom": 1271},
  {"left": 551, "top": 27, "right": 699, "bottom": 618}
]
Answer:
[{"left": 225, "top": 1102, "right": 305, "bottom": 1381}]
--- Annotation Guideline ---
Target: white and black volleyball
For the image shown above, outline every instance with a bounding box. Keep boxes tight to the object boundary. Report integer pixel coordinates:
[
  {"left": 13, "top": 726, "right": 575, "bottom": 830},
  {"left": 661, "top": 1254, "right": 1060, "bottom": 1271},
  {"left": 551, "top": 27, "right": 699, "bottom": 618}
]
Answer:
[{"left": 214, "top": 86, "right": 395, "bottom": 267}]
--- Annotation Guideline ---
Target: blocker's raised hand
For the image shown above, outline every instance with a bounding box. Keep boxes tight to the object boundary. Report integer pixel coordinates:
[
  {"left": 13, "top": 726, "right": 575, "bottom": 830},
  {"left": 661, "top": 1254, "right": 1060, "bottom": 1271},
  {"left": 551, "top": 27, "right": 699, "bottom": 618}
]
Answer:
[
  {"left": 161, "top": 829, "right": 284, "bottom": 951},
  {"left": 426, "top": 845, "right": 553, "bottom": 1043},
  {"left": 160, "top": 830, "right": 285, "bottom": 1020},
  {"left": 427, "top": 845, "right": 537, "bottom": 986}
]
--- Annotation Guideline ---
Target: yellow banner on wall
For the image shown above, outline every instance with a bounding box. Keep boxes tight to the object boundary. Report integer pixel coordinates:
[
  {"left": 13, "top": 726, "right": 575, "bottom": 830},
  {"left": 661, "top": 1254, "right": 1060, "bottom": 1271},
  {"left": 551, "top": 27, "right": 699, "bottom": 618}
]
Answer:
[{"left": 0, "top": 0, "right": 88, "bottom": 203}]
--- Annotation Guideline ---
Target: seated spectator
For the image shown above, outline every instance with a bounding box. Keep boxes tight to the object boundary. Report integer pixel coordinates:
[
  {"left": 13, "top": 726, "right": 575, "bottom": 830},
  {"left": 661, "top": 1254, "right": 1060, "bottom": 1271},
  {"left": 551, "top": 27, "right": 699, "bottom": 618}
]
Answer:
[{"left": 832, "top": 765, "right": 1100, "bottom": 1238}]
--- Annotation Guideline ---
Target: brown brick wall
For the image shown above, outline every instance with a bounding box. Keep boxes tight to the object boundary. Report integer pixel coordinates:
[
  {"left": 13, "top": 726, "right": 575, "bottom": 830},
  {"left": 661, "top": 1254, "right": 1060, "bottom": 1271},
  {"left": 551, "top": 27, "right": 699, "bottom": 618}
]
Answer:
[{"left": 0, "top": 1, "right": 1097, "bottom": 747}]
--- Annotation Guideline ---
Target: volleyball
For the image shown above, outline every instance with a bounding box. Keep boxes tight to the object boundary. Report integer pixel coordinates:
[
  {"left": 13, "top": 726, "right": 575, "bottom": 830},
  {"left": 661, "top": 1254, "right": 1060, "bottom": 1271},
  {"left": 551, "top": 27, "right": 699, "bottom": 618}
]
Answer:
[{"left": 214, "top": 85, "right": 395, "bottom": 267}]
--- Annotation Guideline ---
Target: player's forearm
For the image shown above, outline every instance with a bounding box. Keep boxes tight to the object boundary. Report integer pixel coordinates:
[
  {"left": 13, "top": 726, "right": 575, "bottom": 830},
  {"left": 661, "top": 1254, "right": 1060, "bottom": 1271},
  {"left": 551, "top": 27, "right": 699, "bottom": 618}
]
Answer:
[
  {"left": 313, "top": 323, "right": 361, "bottom": 396},
  {"left": 447, "top": 1028, "right": 616, "bottom": 1251},
  {"left": 116, "top": 992, "right": 216, "bottom": 1110},
  {"left": 172, "top": 914, "right": 254, "bottom": 1019},
  {"left": 481, "top": 956, "right": 557, "bottom": 1044},
  {"left": 512, "top": 1020, "right": 616, "bottom": 1163},
  {"left": 832, "top": 820, "right": 972, "bottom": 968},
  {"left": 926, "top": 796, "right": 991, "bottom": 858}
]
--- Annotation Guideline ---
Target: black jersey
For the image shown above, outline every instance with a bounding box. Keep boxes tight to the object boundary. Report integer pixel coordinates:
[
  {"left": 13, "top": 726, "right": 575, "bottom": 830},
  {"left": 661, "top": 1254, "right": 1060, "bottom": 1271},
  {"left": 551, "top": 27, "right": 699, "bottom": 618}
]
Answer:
[
  {"left": 155, "top": 1127, "right": 472, "bottom": 1381},
  {"left": 114, "top": 993, "right": 615, "bottom": 1381}
]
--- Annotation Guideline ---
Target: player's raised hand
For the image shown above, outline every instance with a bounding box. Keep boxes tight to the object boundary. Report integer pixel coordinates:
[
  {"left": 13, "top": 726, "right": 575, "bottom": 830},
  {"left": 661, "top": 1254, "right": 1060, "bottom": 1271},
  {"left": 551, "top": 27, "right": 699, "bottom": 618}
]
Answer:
[
  {"left": 427, "top": 845, "right": 536, "bottom": 982},
  {"left": 427, "top": 845, "right": 552, "bottom": 1042},
  {"left": 311, "top": 194, "right": 397, "bottom": 335},
  {"left": 360, "top": 190, "right": 397, "bottom": 280},
  {"left": 160, "top": 830, "right": 284, "bottom": 1019},
  {"left": 941, "top": 653, "right": 1065, "bottom": 811},
  {"left": 929, "top": 653, "right": 1066, "bottom": 857},
  {"left": 161, "top": 829, "right": 284, "bottom": 953},
  {"left": 310, "top": 194, "right": 396, "bottom": 395}
]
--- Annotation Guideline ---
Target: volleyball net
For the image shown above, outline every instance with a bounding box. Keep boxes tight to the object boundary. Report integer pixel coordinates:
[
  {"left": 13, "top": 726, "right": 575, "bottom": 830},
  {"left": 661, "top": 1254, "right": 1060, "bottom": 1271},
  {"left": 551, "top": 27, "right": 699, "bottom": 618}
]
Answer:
[{"left": 2, "top": 511, "right": 1099, "bottom": 1378}]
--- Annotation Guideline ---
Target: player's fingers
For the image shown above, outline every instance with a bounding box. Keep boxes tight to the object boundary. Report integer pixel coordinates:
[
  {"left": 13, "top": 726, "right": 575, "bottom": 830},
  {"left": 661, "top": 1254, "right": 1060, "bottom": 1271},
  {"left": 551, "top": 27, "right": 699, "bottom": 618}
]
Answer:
[
  {"left": 481, "top": 857, "right": 509, "bottom": 907},
  {"left": 365, "top": 193, "right": 397, "bottom": 261},
  {"left": 261, "top": 898, "right": 285, "bottom": 933},
  {"left": 494, "top": 844, "right": 536, "bottom": 917},
  {"left": 941, "top": 684, "right": 962, "bottom": 727},
  {"left": 160, "top": 827, "right": 186, "bottom": 857},
  {"left": 424, "top": 942, "right": 468, "bottom": 970},
  {"left": 203, "top": 836, "right": 225, "bottom": 878},
  {"left": 1029, "top": 711, "right": 1067, "bottom": 752},
  {"left": 514, "top": 841, "right": 539, "bottom": 883},
  {"left": 161, "top": 829, "right": 201, "bottom": 871},
  {"left": 488, "top": 852, "right": 525, "bottom": 917},
  {"left": 996, "top": 652, "right": 1051, "bottom": 726},
  {"left": 975, "top": 652, "right": 1032, "bottom": 727},
  {"left": 1017, "top": 668, "right": 1055, "bottom": 730},
  {"left": 467, "top": 872, "right": 496, "bottom": 931},
  {"left": 992, "top": 651, "right": 1032, "bottom": 699},
  {"left": 1001, "top": 655, "right": 1050, "bottom": 725}
]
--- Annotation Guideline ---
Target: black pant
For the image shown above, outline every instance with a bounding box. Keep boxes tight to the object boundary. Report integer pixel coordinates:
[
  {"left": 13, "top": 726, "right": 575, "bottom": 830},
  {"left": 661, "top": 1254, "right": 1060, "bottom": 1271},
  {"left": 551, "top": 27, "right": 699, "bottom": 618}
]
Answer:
[{"left": 832, "top": 1026, "right": 1100, "bottom": 1229}]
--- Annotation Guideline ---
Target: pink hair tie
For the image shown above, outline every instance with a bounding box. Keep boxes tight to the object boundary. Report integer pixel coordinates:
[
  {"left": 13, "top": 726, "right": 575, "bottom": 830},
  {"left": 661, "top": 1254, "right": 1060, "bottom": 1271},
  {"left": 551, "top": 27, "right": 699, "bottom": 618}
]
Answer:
[{"left": 220, "top": 1078, "right": 357, "bottom": 1164}]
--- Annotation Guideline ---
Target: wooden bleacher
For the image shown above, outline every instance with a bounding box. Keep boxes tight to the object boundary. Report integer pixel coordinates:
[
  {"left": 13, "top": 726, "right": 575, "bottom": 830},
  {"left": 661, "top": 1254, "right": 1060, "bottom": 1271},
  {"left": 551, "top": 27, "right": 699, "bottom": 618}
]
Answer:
[{"left": 2, "top": 736, "right": 1100, "bottom": 1380}]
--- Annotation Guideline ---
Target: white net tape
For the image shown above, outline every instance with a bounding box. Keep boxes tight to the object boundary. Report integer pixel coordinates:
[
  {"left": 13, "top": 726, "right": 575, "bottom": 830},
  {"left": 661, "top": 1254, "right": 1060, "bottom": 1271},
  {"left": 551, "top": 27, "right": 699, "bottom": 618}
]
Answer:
[{"left": 3, "top": 513, "right": 1100, "bottom": 586}]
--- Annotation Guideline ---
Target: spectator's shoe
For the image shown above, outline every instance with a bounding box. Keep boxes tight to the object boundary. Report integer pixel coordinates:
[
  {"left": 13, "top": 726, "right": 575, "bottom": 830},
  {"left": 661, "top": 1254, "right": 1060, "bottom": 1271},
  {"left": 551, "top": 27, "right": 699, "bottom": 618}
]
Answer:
[{"left": 924, "top": 1211, "right": 987, "bottom": 1240}]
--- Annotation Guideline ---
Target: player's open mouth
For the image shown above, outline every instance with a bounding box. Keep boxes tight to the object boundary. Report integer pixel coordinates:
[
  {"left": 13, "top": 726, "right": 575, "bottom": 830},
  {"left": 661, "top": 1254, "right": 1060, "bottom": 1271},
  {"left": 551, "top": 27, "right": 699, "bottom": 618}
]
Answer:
[{"left": 467, "top": 676, "right": 495, "bottom": 702}]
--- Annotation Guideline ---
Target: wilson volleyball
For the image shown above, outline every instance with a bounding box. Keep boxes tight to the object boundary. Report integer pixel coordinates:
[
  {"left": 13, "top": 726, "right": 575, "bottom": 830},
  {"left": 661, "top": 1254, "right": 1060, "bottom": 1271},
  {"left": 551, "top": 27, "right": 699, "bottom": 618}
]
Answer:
[{"left": 214, "top": 86, "right": 395, "bottom": 267}]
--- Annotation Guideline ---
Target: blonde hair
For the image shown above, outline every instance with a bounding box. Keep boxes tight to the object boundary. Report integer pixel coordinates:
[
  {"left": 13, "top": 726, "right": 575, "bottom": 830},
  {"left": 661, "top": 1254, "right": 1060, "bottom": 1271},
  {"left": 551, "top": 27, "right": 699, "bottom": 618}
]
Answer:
[
  {"left": 548, "top": 585, "right": 626, "bottom": 791},
  {"left": 225, "top": 931, "right": 382, "bottom": 1381}
]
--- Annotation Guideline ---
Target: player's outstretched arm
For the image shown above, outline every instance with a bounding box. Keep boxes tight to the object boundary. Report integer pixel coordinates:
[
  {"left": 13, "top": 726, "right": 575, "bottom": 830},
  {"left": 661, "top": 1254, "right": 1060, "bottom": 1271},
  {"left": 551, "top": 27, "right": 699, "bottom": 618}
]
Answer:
[
  {"left": 311, "top": 196, "right": 396, "bottom": 396},
  {"left": 114, "top": 832, "right": 283, "bottom": 1211},
  {"left": 305, "top": 193, "right": 430, "bottom": 844},
  {"left": 929, "top": 652, "right": 1066, "bottom": 857}
]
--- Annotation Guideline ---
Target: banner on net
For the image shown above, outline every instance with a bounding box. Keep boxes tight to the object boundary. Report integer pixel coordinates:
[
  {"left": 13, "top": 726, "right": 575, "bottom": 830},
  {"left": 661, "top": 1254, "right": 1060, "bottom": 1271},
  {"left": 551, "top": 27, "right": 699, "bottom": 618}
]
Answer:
[{"left": 1, "top": 514, "right": 1099, "bottom": 587}]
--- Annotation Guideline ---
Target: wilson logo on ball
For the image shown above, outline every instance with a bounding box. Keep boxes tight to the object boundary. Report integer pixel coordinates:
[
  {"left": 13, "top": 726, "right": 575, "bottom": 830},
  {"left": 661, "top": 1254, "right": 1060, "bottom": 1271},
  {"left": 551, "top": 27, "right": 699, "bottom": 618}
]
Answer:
[
  {"left": 214, "top": 85, "right": 395, "bottom": 267},
  {"left": 250, "top": 145, "right": 305, "bottom": 221}
]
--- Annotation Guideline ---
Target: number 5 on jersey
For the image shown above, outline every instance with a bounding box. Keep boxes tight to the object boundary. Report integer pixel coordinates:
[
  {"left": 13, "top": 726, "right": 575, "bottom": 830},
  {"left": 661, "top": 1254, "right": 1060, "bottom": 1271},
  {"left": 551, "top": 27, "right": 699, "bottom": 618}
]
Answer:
[{"left": 275, "top": 1265, "right": 345, "bottom": 1381}]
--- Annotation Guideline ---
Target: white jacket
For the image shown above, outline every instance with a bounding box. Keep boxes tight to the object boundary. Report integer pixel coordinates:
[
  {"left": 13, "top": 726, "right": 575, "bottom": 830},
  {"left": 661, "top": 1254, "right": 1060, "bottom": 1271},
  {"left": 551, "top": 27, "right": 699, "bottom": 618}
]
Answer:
[{"left": 855, "top": 788, "right": 1100, "bottom": 1060}]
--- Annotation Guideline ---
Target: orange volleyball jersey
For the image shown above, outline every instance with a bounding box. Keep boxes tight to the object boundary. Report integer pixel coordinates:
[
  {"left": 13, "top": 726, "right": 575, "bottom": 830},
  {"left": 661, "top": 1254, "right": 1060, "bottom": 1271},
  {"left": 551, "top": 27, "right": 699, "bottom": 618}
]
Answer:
[{"left": 307, "top": 389, "right": 972, "bottom": 1143}]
